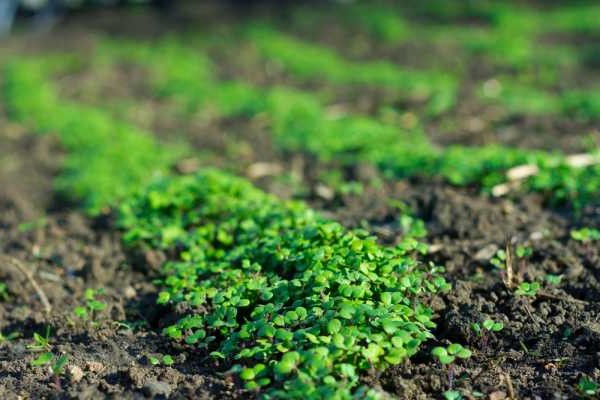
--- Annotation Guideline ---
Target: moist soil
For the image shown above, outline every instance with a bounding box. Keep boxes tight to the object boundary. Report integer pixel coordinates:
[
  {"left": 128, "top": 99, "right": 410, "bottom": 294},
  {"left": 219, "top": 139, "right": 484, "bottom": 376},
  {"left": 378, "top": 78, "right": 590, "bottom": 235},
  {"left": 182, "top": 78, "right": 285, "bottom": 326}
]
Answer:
[{"left": 1, "top": 5, "right": 599, "bottom": 400}]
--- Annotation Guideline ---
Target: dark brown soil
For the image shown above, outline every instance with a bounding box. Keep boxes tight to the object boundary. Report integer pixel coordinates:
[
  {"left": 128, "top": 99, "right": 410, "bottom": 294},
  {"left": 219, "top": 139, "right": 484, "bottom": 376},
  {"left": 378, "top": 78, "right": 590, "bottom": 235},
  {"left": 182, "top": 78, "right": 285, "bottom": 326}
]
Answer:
[{"left": 1, "top": 4, "right": 599, "bottom": 400}]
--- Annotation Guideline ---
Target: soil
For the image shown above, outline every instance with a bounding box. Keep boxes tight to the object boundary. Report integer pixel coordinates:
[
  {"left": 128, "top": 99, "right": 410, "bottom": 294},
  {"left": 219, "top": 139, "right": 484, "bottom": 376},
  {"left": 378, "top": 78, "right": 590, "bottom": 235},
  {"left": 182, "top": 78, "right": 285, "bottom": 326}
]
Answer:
[{"left": 1, "top": 3, "right": 599, "bottom": 400}]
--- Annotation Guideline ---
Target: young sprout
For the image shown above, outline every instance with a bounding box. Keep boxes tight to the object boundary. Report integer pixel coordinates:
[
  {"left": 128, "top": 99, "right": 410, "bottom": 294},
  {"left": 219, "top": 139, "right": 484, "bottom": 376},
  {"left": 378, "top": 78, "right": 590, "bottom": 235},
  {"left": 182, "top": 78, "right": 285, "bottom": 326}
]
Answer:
[
  {"left": 482, "top": 319, "right": 504, "bottom": 332},
  {"left": 515, "top": 281, "right": 540, "bottom": 297},
  {"left": 490, "top": 249, "right": 507, "bottom": 269},
  {"left": 515, "top": 245, "right": 532, "bottom": 258},
  {"left": 74, "top": 288, "right": 107, "bottom": 323},
  {"left": 577, "top": 376, "right": 599, "bottom": 397},
  {"left": 147, "top": 354, "right": 175, "bottom": 366},
  {"left": 27, "top": 327, "right": 52, "bottom": 352},
  {"left": 443, "top": 390, "right": 463, "bottom": 400},
  {"left": 545, "top": 274, "right": 563, "bottom": 286},
  {"left": 432, "top": 344, "right": 472, "bottom": 395},
  {"left": 472, "top": 319, "right": 504, "bottom": 348},
  {"left": 0, "top": 282, "right": 8, "bottom": 301},
  {"left": 432, "top": 343, "right": 472, "bottom": 365},
  {"left": 570, "top": 228, "right": 600, "bottom": 243},
  {"left": 0, "top": 330, "right": 19, "bottom": 344},
  {"left": 30, "top": 351, "right": 69, "bottom": 391}
]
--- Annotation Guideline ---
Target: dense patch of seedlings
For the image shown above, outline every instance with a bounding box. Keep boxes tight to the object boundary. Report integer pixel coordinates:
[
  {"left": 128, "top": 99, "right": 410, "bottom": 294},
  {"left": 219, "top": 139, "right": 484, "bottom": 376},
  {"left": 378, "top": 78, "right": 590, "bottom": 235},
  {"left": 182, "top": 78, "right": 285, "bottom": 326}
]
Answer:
[
  {"left": 118, "top": 170, "right": 450, "bottom": 398},
  {"left": 3, "top": 58, "right": 182, "bottom": 213},
  {"left": 99, "top": 38, "right": 599, "bottom": 208}
]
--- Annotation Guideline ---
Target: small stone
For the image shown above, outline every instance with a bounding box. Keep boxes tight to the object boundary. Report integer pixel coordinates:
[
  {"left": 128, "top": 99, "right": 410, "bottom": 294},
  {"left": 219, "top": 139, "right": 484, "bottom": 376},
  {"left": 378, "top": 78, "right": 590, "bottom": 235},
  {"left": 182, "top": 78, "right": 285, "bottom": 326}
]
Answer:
[
  {"left": 530, "top": 231, "right": 544, "bottom": 241},
  {"left": 175, "top": 158, "right": 200, "bottom": 174},
  {"left": 474, "top": 244, "right": 499, "bottom": 261},
  {"left": 143, "top": 380, "right": 172, "bottom": 398},
  {"left": 123, "top": 286, "right": 137, "bottom": 299},
  {"left": 314, "top": 183, "right": 334, "bottom": 200},
  {"left": 68, "top": 365, "right": 84, "bottom": 383},
  {"left": 85, "top": 361, "right": 105, "bottom": 373},
  {"left": 489, "top": 390, "right": 507, "bottom": 400}
]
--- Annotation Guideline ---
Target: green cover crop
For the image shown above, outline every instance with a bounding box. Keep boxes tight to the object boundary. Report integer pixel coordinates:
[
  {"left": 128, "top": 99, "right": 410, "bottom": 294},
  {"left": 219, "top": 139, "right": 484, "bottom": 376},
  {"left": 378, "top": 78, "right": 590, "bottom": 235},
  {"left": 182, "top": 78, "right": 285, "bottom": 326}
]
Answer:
[
  {"left": 118, "top": 170, "right": 450, "bottom": 399},
  {"left": 3, "top": 58, "right": 182, "bottom": 213},
  {"left": 3, "top": 52, "right": 451, "bottom": 399},
  {"left": 98, "top": 38, "right": 600, "bottom": 209}
]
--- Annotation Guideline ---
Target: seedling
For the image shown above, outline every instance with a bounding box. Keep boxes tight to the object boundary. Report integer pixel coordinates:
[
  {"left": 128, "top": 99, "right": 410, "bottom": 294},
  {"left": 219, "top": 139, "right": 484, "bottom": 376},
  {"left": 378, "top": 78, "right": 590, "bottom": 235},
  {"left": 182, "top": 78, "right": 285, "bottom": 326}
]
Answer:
[
  {"left": 570, "top": 228, "right": 600, "bottom": 243},
  {"left": 432, "top": 344, "right": 472, "bottom": 392},
  {"left": 515, "top": 245, "right": 532, "bottom": 258},
  {"left": 27, "top": 327, "right": 52, "bottom": 352},
  {"left": 117, "top": 170, "right": 451, "bottom": 397},
  {"left": 471, "top": 319, "right": 504, "bottom": 348},
  {"left": 0, "top": 330, "right": 19, "bottom": 344},
  {"left": 30, "top": 352, "right": 68, "bottom": 391},
  {"left": 545, "top": 274, "right": 563, "bottom": 286},
  {"left": 431, "top": 343, "right": 472, "bottom": 365},
  {"left": 515, "top": 281, "right": 540, "bottom": 297},
  {"left": 577, "top": 376, "right": 599, "bottom": 397},
  {"left": 74, "top": 288, "right": 107, "bottom": 323},
  {"left": 443, "top": 390, "right": 463, "bottom": 400},
  {"left": 0, "top": 282, "right": 8, "bottom": 301},
  {"left": 147, "top": 354, "right": 175, "bottom": 366},
  {"left": 490, "top": 249, "right": 507, "bottom": 269}
]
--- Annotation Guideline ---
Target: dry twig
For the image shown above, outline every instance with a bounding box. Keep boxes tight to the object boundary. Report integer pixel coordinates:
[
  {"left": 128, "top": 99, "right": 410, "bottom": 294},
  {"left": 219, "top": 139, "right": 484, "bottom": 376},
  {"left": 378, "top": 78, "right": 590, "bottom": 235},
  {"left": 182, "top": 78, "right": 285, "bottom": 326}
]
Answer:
[
  {"left": 0, "top": 254, "right": 51, "bottom": 314},
  {"left": 492, "top": 152, "right": 600, "bottom": 197}
]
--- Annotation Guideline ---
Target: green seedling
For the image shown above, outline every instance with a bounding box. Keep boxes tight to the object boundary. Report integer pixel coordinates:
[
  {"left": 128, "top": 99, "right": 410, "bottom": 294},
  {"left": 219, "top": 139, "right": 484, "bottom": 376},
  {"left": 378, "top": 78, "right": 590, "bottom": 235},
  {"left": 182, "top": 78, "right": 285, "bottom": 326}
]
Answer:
[
  {"left": 0, "top": 331, "right": 19, "bottom": 344},
  {"left": 515, "top": 281, "right": 540, "bottom": 297},
  {"left": 30, "top": 352, "right": 68, "bottom": 391},
  {"left": 444, "top": 390, "right": 463, "bottom": 400},
  {"left": 545, "top": 274, "right": 563, "bottom": 286},
  {"left": 74, "top": 288, "right": 107, "bottom": 322},
  {"left": 431, "top": 343, "right": 472, "bottom": 365},
  {"left": 515, "top": 245, "right": 532, "bottom": 258},
  {"left": 432, "top": 344, "right": 472, "bottom": 394},
  {"left": 17, "top": 217, "right": 47, "bottom": 233},
  {"left": 147, "top": 354, "right": 175, "bottom": 367},
  {"left": 117, "top": 170, "right": 451, "bottom": 398},
  {"left": 490, "top": 249, "right": 507, "bottom": 269},
  {"left": 577, "top": 376, "right": 599, "bottom": 397},
  {"left": 471, "top": 319, "right": 504, "bottom": 348},
  {"left": 162, "top": 355, "right": 174, "bottom": 366},
  {"left": 27, "top": 327, "right": 52, "bottom": 352},
  {"left": 571, "top": 228, "right": 600, "bottom": 243},
  {"left": 0, "top": 282, "right": 8, "bottom": 301}
]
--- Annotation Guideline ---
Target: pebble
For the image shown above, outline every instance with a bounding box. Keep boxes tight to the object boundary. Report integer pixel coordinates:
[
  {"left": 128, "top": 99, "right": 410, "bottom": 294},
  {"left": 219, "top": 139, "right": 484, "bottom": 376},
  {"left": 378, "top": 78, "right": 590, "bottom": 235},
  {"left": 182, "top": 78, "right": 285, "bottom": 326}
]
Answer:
[
  {"left": 474, "top": 243, "right": 499, "bottom": 261},
  {"left": 123, "top": 285, "right": 137, "bottom": 299},
  {"left": 143, "top": 380, "right": 172, "bottom": 398},
  {"left": 68, "top": 365, "right": 84, "bottom": 383},
  {"left": 85, "top": 360, "right": 105, "bottom": 373}
]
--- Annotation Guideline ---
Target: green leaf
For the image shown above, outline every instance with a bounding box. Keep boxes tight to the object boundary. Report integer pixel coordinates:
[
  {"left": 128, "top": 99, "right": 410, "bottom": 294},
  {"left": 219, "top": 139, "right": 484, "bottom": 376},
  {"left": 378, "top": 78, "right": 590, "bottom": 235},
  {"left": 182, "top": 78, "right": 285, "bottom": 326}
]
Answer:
[
  {"left": 327, "top": 319, "right": 342, "bottom": 334},
  {"left": 31, "top": 352, "right": 53, "bottom": 366},
  {"left": 240, "top": 367, "right": 255, "bottom": 381}
]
